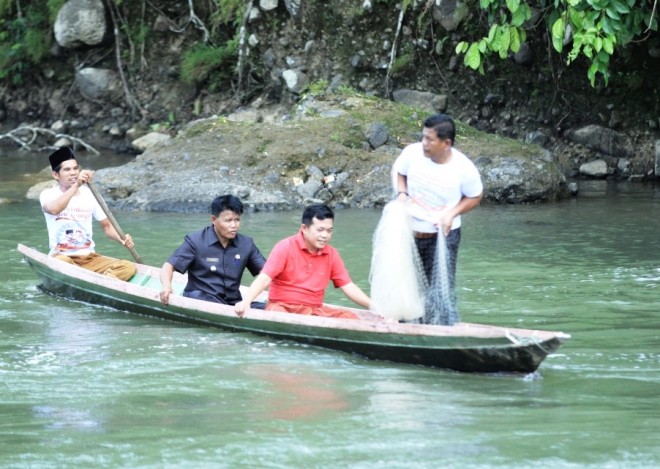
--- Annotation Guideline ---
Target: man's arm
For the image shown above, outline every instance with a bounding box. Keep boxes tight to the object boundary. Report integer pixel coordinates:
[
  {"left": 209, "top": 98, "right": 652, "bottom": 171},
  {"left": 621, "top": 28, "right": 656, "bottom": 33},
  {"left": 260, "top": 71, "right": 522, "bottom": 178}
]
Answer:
[
  {"left": 159, "top": 262, "right": 175, "bottom": 305},
  {"left": 395, "top": 172, "right": 408, "bottom": 202},
  {"left": 440, "top": 192, "right": 483, "bottom": 235},
  {"left": 41, "top": 170, "right": 93, "bottom": 214},
  {"left": 246, "top": 242, "right": 267, "bottom": 276},
  {"left": 234, "top": 272, "right": 272, "bottom": 317},
  {"left": 99, "top": 219, "right": 134, "bottom": 248},
  {"left": 339, "top": 282, "right": 371, "bottom": 309}
]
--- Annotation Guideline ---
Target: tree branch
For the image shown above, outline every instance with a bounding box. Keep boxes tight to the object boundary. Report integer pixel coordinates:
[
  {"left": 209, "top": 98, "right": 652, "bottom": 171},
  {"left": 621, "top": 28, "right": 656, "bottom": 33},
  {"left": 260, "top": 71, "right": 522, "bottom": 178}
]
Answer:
[
  {"left": 0, "top": 127, "right": 99, "bottom": 154},
  {"left": 106, "top": 0, "right": 143, "bottom": 120},
  {"left": 236, "top": 0, "right": 254, "bottom": 101}
]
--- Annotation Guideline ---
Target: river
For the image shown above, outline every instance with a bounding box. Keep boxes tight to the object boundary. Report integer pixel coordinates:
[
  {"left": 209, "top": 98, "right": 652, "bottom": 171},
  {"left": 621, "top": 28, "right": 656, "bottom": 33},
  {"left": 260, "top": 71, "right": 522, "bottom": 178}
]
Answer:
[{"left": 1, "top": 149, "right": 659, "bottom": 468}]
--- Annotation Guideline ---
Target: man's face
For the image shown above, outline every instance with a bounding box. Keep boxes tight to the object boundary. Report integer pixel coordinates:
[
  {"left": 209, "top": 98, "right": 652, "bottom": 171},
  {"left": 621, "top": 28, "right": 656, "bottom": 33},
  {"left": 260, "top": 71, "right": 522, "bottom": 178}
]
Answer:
[
  {"left": 53, "top": 159, "right": 80, "bottom": 189},
  {"left": 212, "top": 210, "right": 241, "bottom": 241},
  {"left": 301, "top": 216, "right": 334, "bottom": 253},
  {"left": 421, "top": 127, "right": 451, "bottom": 160}
]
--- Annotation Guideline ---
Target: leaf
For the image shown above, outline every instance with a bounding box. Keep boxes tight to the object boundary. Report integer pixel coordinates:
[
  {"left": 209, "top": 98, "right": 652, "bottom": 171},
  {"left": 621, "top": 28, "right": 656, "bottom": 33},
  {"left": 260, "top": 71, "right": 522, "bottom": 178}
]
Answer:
[
  {"left": 594, "top": 36, "right": 603, "bottom": 52},
  {"left": 510, "top": 27, "right": 521, "bottom": 52},
  {"left": 506, "top": 0, "right": 520, "bottom": 13},
  {"left": 605, "top": 7, "right": 621, "bottom": 20},
  {"left": 499, "top": 25, "right": 511, "bottom": 52},
  {"left": 478, "top": 39, "right": 488, "bottom": 54},
  {"left": 602, "top": 36, "right": 614, "bottom": 54},
  {"left": 511, "top": 6, "right": 527, "bottom": 26},
  {"left": 587, "top": 61, "right": 598, "bottom": 86},
  {"left": 455, "top": 41, "right": 468, "bottom": 54},
  {"left": 487, "top": 24, "right": 498, "bottom": 42},
  {"left": 551, "top": 17, "right": 565, "bottom": 52},
  {"left": 465, "top": 43, "right": 482, "bottom": 70},
  {"left": 568, "top": 8, "right": 583, "bottom": 29},
  {"left": 611, "top": 0, "right": 630, "bottom": 14}
]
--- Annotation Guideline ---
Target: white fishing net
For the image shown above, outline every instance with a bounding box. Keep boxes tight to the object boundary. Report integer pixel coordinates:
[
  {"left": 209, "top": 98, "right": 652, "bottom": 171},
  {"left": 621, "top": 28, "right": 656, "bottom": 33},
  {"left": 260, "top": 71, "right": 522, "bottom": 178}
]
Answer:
[
  {"left": 424, "top": 233, "right": 460, "bottom": 325},
  {"left": 369, "top": 201, "right": 426, "bottom": 321}
]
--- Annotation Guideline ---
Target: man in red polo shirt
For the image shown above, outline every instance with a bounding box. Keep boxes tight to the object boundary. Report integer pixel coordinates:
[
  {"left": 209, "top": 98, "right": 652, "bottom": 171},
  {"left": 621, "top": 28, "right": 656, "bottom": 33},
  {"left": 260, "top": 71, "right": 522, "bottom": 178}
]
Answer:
[{"left": 234, "top": 204, "right": 371, "bottom": 319}]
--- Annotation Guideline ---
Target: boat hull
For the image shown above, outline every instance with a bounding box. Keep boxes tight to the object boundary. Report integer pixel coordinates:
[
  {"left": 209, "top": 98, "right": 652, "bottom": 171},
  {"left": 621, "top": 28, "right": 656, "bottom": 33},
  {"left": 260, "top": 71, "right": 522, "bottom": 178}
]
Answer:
[{"left": 18, "top": 244, "right": 569, "bottom": 373}]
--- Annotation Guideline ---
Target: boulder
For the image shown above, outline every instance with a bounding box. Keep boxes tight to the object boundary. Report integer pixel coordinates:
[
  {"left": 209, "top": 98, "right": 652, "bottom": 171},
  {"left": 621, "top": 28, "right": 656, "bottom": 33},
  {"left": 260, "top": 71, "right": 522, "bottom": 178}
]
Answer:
[
  {"left": 565, "top": 125, "right": 633, "bottom": 159},
  {"left": 131, "top": 132, "right": 172, "bottom": 152},
  {"left": 282, "top": 69, "right": 309, "bottom": 94},
  {"left": 54, "top": 0, "right": 108, "bottom": 48},
  {"left": 392, "top": 89, "right": 447, "bottom": 114},
  {"left": 579, "top": 159, "right": 609, "bottom": 178},
  {"left": 432, "top": 0, "right": 469, "bottom": 31},
  {"left": 76, "top": 68, "right": 122, "bottom": 101}
]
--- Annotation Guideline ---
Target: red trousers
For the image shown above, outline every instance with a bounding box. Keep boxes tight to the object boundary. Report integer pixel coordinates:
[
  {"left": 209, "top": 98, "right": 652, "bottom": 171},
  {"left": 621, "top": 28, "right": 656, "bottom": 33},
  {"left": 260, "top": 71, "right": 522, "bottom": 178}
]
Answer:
[{"left": 266, "top": 301, "right": 359, "bottom": 320}]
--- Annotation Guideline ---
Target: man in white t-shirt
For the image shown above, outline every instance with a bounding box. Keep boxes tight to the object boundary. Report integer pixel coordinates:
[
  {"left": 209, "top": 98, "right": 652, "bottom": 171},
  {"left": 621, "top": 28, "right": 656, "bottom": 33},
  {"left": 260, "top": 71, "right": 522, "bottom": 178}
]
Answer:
[
  {"left": 391, "top": 114, "right": 483, "bottom": 317},
  {"left": 39, "top": 147, "right": 136, "bottom": 280}
]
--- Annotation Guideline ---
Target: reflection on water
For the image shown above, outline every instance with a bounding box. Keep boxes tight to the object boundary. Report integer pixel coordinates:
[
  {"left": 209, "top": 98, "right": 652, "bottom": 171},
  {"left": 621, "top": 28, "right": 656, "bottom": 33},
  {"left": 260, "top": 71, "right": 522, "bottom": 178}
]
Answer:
[{"left": 2, "top": 147, "right": 660, "bottom": 467}]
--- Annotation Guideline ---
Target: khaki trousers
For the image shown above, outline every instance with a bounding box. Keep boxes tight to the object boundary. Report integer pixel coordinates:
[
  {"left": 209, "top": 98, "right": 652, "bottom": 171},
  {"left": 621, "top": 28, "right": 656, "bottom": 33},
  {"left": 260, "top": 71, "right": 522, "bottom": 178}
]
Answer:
[{"left": 54, "top": 253, "right": 136, "bottom": 281}]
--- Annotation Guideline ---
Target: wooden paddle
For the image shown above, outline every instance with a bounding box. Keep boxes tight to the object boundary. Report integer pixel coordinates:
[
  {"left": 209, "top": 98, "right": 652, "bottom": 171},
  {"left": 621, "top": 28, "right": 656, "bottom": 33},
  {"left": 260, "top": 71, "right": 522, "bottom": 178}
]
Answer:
[{"left": 87, "top": 181, "right": 144, "bottom": 264}]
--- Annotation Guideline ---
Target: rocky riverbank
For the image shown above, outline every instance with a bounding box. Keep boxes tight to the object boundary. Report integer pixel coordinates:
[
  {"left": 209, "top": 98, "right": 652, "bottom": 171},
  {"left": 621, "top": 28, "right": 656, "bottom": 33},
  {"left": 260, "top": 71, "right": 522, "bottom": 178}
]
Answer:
[
  {"left": 81, "top": 93, "right": 572, "bottom": 212},
  {"left": 4, "top": 0, "right": 660, "bottom": 211}
]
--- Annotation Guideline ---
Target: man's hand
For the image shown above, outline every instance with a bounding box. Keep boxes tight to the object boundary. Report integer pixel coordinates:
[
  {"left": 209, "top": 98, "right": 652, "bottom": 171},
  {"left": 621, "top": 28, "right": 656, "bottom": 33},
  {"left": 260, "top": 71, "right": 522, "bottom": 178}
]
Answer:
[
  {"left": 121, "top": 233, "right": 134, "bottom": 248},
  {"left": 234, "top": 301, "right": 247, "bottom": 317},
  {"left": 159, "top": 288, "right": 172, "bottom": 305},
  {"left": 77, "top": 169, "right": 94, "bottom": 187}
]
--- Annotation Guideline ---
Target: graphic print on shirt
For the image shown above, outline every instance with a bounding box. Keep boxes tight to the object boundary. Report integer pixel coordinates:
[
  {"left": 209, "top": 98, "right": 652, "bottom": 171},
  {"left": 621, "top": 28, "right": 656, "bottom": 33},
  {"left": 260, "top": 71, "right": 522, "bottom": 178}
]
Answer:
[{"left": 54, "top": 218, "right": 93, "bottom": 252}]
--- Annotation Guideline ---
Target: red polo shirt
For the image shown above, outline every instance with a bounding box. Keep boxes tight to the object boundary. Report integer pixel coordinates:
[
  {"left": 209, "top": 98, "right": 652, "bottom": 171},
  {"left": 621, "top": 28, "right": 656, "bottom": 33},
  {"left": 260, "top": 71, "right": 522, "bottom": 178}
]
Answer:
[{"left": 262, "top": 231, "right": 352, "bottom": 307}]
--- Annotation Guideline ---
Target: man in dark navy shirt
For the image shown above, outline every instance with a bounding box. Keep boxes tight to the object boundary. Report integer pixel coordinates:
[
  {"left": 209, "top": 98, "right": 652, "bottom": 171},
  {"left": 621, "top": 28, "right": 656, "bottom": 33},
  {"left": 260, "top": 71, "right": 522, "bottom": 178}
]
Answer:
[{"left": 159, "top": 195, "right": 266, "bottom": 307}]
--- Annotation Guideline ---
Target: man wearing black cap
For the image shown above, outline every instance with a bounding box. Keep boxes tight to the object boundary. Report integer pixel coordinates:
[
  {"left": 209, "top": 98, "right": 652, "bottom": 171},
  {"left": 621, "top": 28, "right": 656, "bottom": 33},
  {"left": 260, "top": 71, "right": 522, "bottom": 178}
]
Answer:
[{"left": 39, "top": 147, "right": 137, "bottom": 280}]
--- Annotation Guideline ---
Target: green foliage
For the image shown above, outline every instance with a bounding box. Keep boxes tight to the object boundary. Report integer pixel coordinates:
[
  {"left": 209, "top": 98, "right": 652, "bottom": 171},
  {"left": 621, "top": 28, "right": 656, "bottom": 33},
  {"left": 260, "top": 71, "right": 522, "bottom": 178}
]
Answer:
[
  {"left": 455, "top": 0, "right": 658, "bottom": 86},
  {"left": 390, "top": 52, "right": 416, "bottom": 76},
  {"left": 176, "top": 1, "right": 245, "bottom": 90},
  {"left": 210, "top": 0, "right": 247, "bottom": 33},
  {"left": 0, "top": 0, "right": 11, "bottom": 16},
  {"left": 180, "top": 40, "right": 239, "bottom": 89},
  {"left": 307, "top": 80, "right": 330, "bottom": 96},
  {"left": 335, "top": 85, "right": 361, "bottom": 97},
  {"left": 456, "top": 0, "right": 531, "bottom": 75},
  {"left": 150, "top": 111, "right": 176, "bottom": 131},
  {"left": 549, "top": 0, "right": 647, "bottom": 85},
  {"left": 0, "top": 4, "right": 52, "bottom": 86},
  {"left": 47, "top": 0, "right": 67, "bottom": 22},
  {"left": 214, "top": 0, "right": 243, "bottom": 20}
]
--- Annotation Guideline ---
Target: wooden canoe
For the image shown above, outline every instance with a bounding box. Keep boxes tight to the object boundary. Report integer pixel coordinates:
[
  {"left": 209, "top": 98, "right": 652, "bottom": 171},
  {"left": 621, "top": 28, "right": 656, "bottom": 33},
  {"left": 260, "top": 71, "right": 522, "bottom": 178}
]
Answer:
[{"left": 18, "top": 244, "right": 570, "bottom": 373}]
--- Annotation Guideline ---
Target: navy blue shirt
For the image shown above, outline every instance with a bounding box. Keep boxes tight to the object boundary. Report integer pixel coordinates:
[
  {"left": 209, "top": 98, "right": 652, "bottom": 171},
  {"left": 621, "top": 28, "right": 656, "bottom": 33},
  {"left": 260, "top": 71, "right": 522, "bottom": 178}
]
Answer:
[{"left": 167, "top": 226, "right": 266, "bottom": 305}]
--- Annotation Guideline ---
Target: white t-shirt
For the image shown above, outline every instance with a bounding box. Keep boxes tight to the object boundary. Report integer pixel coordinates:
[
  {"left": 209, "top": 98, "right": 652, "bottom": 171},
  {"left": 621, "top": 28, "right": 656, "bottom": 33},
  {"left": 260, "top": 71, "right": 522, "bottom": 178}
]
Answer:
[
  {"left": 393, "top": 142, "right": 483, "bottom": 232},
  {"left": 39, "top": 185, "right": 107, "bottom": 256}
]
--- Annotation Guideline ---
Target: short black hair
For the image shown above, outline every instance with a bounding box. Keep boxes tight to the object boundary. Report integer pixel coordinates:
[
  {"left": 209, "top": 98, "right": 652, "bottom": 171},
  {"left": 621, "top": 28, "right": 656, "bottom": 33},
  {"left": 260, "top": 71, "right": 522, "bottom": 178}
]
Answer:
[
  {"left": 423, "top": 114, "right": 456, "bottom": 146},
  {"left": 211, "top": 195, "right": 244, "bottom": 216},
  {"left": 302, "top": 204, "right": 334, "bottom": 226}
]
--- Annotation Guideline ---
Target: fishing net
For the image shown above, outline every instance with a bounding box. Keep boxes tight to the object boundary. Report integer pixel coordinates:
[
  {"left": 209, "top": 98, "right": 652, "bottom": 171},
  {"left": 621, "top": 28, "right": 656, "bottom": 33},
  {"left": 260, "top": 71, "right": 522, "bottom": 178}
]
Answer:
[
  {"left": 422, "top": 233, "right": 460, "bottom": 325},
  {"left": 369, "top": 201, "right": 426, "bottom": 321}
]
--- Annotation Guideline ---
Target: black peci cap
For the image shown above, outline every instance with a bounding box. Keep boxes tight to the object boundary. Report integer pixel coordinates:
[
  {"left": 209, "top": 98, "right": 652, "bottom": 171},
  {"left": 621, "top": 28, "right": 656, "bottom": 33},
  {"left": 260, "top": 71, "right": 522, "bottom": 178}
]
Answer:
[{"left": 48, "top": 146, "right": 76, "bottom": 170}]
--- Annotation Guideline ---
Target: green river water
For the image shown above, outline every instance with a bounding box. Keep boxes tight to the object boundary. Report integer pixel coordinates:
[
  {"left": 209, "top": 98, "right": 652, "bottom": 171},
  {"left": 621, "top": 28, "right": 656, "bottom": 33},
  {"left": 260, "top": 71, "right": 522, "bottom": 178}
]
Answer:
[{"left": 1, "top": 150, "right": 658, "bottom": 468}]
